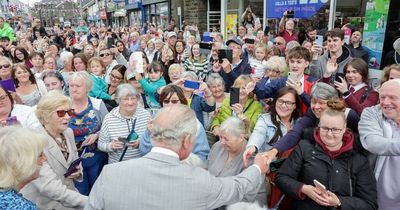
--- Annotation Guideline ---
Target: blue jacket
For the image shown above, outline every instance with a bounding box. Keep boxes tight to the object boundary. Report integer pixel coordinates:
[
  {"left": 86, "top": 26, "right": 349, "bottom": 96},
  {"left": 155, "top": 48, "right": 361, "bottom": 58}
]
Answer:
[
  {"left": 139, "top": 77, "right": 166, "bottom": 108},
  {"left": 89, "top": 74, "right": 111, "bottom": 100},
  {"left": 139, "top": 119, "right": 210, "bottom": 161},
  {"left": 190, "top": 94, "right": 215, "bottom": 126}
]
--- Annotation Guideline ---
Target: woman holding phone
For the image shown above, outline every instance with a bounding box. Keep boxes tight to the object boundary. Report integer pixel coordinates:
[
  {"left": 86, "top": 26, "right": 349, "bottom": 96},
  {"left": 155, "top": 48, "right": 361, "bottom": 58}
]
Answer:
[
  {"left": 274, "top": 100, "right": 377, "bottom": 210},
  {"left": 183, "top": 43, "right": 209, "bottom": 81},
  {"left": 211, "top": 75, "right": 262, "bottom": 136}
]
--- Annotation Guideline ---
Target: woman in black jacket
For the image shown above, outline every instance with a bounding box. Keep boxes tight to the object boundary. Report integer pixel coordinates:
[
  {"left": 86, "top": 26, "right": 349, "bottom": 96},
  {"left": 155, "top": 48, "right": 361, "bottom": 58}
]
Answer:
[{"left": 275, "top": 100, "right": 377, "bottom": 210}]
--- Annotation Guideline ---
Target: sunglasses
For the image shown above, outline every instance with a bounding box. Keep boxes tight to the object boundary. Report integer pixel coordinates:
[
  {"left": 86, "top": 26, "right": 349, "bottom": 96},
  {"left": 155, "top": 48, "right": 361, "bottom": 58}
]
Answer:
[
  {"left": 99, "top": 53, "right": 111, "bottom": 57},
  {"left": 0, "top": 64, "right": 10, "bottom": 69},
  {"left": 163, "top": 99, "right": 180, "bottom": 104},
  {"left": 55, "top": 109, "right": 75, "bottom": 117}
]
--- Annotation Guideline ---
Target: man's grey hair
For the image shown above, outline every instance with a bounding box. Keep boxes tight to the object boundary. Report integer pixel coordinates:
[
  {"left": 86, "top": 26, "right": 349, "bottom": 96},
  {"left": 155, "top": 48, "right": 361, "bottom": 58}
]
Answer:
[
  {"left": 310, "top": 82, "right": 338, "bottom": 100},
  {"left": 115, "top": 84, "right": 141, "bottom": 104},
  {"left": 180, "top": 71, "right": 198, "bottom": 81},
  {"left": 285, "top": 41, "right": 300, "bottom": 52},
  {"left": 206, "top": 73, "right": 225, "bottom": 87},
  {"left": 151, "top": 105, "right": 197, "bottom": 150}
]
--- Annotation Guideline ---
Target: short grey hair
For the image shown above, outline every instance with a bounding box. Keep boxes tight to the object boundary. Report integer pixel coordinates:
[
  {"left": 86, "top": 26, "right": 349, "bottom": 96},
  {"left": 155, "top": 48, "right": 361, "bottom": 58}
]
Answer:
[
  {"left": 311, "top": 82, "right": 338, "bottom": 100},
  {"left": 393, "top": 38, "right": 400, "bottom": 54},
  {"left": 180, "top": 71, "right": 198, "bottom": 81},
  {"left": 115, "top": 84, "right": 141, "bottom": 104},
  {"left": 285, "top": 41, "right": 301, "bottom": 52},
  {"left": 69, "top": 71, "right": 92, "bottom": 91},
  {"left": 151, "top": 105, "right": 197, "bottom": 150},
  {"left": 206, "top": 73, "right": 225, "bottom": 86},
  {"left": 219, "top": 117, "right": 248, "bottom": 138}
]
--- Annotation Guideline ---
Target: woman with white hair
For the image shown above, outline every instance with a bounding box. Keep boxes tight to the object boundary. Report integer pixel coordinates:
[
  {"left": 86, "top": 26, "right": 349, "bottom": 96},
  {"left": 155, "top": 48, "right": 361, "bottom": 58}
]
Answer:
[
  {"left": 67, "top": 71, "right": 108, "bottom": 195},
  {"left": 20, "top": 90, "right": 87, "bottom": 209},
  {"left": 0, "top": 126, "right": 47, "bottom": 209},
  {"left": 98, "top": 84, "right": 151, "bottom": 164}
]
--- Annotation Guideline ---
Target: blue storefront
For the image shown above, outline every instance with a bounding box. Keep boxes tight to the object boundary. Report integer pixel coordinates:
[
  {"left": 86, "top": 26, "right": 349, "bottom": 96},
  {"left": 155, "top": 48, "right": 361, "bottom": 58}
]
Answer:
[{"left": 125, "top": 0, "right": 144, "bottom": 27}]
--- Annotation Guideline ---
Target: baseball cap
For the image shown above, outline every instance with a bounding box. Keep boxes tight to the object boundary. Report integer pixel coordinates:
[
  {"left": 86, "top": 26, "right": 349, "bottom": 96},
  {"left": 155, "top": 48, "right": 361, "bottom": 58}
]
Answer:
[
  {"left": 226, "top": 37, "right": 243, "bottom": 47},
  {"left": 167, "top": 32, "right": 177, "bottom": 38}
]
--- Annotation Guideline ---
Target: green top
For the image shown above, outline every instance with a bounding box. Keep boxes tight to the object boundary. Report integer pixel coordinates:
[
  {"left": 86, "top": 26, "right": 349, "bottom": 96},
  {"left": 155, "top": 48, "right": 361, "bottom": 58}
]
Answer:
[
  {"left": 211, "top": 97, "right": 263, "bottom": 132},
  {"left": 0, "top": 22, "right": 15, "bottom": 42}
]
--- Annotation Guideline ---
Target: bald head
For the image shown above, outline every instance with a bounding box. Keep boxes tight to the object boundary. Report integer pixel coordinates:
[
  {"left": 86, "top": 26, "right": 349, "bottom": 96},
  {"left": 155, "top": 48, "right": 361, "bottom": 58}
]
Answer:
[{"left": 151, "top": 105, "right": 197, "bottom": 156}]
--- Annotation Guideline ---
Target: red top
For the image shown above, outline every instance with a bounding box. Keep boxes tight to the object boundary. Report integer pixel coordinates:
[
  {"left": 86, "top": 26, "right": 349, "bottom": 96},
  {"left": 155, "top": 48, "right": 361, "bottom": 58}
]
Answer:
[{"left": 279, "top": 29, "right": 299, "bottom": 44}]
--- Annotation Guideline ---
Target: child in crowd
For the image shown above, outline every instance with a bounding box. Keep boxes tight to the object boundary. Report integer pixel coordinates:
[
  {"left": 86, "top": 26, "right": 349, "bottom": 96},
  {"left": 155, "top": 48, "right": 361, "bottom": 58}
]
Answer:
[
  {"left": 135, "top": 61, "right": 166, "bottom": 109},
  {"left": 29, "top": 52, "right": 45, "bottom": 78},
  {"left": 249, "top": 44, "right": 268, "bottom": 81},
  {"left": 168, "top": 63, "right": 184, "bottom": 83},
  {"left": 87, "top": 57, "right": 112, "bottom": 100}
]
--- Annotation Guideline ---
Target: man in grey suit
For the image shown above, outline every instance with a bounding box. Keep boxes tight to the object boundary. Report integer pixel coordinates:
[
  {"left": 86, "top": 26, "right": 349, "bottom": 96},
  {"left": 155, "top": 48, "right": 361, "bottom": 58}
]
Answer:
[{"left": 85, "top": 105, "right": 269, "bottom": 210}]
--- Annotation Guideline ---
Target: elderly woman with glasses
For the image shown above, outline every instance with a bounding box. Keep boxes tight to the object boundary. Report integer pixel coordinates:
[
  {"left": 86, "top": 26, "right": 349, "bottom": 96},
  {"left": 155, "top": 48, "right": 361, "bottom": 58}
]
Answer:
[
  {"left": 139, "top": 84, "right": 210, "bottom": 166},
  {"left": 275, "top": 100, "right": 377, "bottom": 210},
  {"left": 98, "top": 84, "right": 151, "bottom": 164},
  {"left": 0, "top": 56, "right": 13, "bottom": 80},
  {"left": 20, "top": 90, "right": 88, "bottom": 210}
]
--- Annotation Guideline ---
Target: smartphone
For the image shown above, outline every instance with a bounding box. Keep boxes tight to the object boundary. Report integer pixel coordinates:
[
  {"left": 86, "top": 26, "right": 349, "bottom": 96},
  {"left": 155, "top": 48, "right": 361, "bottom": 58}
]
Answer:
[
  {"left": 288, "top": 71, "right": 299, "bottom": 82},
  {"left": 316, "top": 35, "right": 324, "bottom": 47},
  {"left": 107, "top": 37, "right": 115, "bottom": 49},
  {"left": 287, "top": 10, "right": 295, "bottom": 18},
  {"left": 269, "top": 159, "right": 285, "bottom": 172},
  {"left": 313, "top": 179, "right": 328, "bottom": 196},
  {"left": 118, "top": 137, "right": 129, "bottom": 145},
  {"left": 218, "top": 49, "right": 233, "bottom": 63},
  {"left": 64, "top": 157, "right": 82, "bottom": 178},
  {"left": 244, "top": 38, "right": 255, "bottom": 44},
  {"left": 199, "top": 42, "right": 212, "bottom": 50},
  {"left": 230, "top": 87, "right": 240, "bottom": 106},
  {"left": 335, "top": 73, "right": 345, "bottom": 82},
  {"left": 184, "top": 80, "right": 200, "bottom": 90}
]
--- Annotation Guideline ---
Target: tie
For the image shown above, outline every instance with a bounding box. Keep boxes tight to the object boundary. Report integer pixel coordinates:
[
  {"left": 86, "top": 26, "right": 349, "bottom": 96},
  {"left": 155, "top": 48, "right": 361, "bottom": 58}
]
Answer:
[{"left": 349, "top": 87, "right": 355, "bottom": 93}]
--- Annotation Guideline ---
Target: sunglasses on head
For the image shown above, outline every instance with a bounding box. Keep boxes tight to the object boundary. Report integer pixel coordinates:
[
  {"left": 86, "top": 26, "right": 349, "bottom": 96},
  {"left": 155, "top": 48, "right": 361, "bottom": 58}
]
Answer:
[
  {"left": 99, "top": 53, "right": 111, "bottom": 57},
  {"left": 56, "top": 109, "right": 75, "bottom": 117},
  {"left": 0, "top": 64, "right": 10, "bottom": 69}
]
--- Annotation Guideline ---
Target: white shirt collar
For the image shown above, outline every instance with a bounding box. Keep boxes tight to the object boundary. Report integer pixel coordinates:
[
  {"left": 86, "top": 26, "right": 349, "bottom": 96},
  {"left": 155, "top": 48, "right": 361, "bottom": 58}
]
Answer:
[
  {"left": 350, "top": 83, "right": 367, "bottom": 92},
  {"left": 151, "top": 147, "right": 179, "bottom": 158}
]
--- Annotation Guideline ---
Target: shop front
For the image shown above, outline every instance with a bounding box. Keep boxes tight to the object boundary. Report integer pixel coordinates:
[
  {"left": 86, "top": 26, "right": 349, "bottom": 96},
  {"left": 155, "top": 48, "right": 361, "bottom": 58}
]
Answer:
[
  {"left": 125, "top": 0, "right": 144, "bottom": 27},
  {"left": 142, "top": 0, "right": 169, "bottom": 29}
]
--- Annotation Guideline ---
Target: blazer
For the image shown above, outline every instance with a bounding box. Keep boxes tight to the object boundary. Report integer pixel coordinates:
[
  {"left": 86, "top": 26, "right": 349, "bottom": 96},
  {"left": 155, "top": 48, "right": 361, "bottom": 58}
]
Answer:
[
  {"left": 85, "top": 151, "right": 263, "bottom": 210},
  {"left": 21, "top": 128, "right": 87, "bottom": 210}
]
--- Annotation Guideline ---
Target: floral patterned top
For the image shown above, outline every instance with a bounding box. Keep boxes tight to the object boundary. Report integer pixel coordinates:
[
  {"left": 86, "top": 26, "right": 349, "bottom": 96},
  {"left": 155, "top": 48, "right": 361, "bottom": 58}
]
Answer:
[{"left": 0, "top": 189, "right": 37, "bottom": 210}]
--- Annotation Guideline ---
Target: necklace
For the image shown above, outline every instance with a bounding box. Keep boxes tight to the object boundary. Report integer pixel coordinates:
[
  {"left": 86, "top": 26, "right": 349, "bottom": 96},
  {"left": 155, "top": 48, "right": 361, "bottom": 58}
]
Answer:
[{"left": 45, "top": 127, "right": 69, "bottom": 160}]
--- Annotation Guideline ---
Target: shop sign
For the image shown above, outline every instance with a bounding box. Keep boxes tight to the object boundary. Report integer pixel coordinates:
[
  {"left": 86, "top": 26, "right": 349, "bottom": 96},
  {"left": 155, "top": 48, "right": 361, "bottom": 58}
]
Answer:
[
  {"left": 267, "top": 0, "right": 328, "bottom": 18},
  {"left": 362, "top": 0, "right": 391, "bottom": 69}
]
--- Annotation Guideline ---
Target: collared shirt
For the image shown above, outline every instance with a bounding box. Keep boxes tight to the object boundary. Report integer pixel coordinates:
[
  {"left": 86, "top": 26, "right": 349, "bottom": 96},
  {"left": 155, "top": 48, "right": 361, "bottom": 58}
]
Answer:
[
  {"left": 151, "top": 147, "right": 179, "bottom": 159},
  {"left": 350, "top": 83, "right": 367, "bottom": 92}
]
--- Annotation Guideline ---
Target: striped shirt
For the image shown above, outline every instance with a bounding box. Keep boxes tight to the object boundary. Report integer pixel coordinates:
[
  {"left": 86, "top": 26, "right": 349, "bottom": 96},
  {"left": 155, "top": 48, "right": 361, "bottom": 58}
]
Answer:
[
  {"left": 183, "top": 58, "right": 209, "bottom": 81},
  {"left": 98, "top": 106, "right": 151, "bottom": 164}
]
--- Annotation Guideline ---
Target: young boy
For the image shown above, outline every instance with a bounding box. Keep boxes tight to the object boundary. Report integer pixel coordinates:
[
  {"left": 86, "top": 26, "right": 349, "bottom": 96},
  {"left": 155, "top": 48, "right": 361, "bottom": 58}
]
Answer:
[
  {"left": 88, "top": 57, "right": 112, "bottom": 100},
  {"left": 254, "top": 46, "right": 317, "bottom": 113}
]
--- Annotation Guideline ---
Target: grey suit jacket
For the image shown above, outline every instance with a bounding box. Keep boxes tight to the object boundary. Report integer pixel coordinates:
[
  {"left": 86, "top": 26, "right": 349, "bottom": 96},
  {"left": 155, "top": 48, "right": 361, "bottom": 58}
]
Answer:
[
  {"left": 21, "top": 128, "right": 87, "bottom": 210},
  {"left": 85, "top": 151, "right": 263, "bottom": 210}
]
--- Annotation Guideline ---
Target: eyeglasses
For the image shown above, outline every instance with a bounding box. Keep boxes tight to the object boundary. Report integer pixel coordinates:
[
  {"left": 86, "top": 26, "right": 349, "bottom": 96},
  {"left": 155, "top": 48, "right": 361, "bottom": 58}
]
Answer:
[
  {"left": 110, "top": 74, "right": 123, "bottom": 81},
  {"left": 267, "top": 69, "right": 281, "bottom": 74},
  {"left": 55, "top": 109, "right": 75, "bottom": 118},
  {"left": 274, "top": 42, "right": 284, "bottom": 45},
  {"left": 319, "top": 126, "right": 344, "bottom": 134},
  {"left": 0, "top": 64, "right": 10, "bottom": 69},
  {"left": 99, "top": 53, "right": 111, "bottom": 57},
  {"left": 121, "top": 96, "right": 138, "bottom": 102},
  {"left": 276, "top": 99, "right": 295, "bottom": 107},
  {"left": 163, "top": 99, "right": 180, "bottom": 104}
]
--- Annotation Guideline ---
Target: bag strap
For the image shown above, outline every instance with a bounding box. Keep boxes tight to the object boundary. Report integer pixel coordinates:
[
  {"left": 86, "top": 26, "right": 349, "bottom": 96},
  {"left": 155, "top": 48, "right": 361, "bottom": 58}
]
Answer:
[{"left": 119, "top": 118, "right": 137, "bottom": 162}]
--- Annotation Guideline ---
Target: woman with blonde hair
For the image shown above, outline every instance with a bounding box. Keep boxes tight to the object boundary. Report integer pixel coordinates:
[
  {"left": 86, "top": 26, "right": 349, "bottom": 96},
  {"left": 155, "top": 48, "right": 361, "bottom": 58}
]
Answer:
[
  {"left": 0, "top": 126, "right": 47, "bottom": 209},
  {"left": 20, "top": 90, "right": 88, "bottom": 209},
  {"left": 380, "top": 63, "right": 400, "bottom": 85}
]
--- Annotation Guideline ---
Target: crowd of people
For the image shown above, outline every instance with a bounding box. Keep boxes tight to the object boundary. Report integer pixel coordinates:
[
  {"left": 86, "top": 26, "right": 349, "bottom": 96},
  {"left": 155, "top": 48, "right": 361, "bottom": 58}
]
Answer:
[{"left": 0, "top": 10, "right": 400, "bottom": 210}]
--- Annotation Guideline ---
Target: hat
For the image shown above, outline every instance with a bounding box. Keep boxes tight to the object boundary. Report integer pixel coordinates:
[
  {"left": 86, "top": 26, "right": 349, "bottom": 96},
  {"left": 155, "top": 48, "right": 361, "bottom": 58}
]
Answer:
[
  {"left": 167, "top": 31, "right": 177, "bottom": 38},
  {"left": 226, "top": 37, "right": 243, "bottom": 47}
]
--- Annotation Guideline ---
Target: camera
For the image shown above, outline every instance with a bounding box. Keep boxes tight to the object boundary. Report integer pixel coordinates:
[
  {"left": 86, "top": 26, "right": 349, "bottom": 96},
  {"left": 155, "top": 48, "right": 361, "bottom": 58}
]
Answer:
[{"left": 286, "top": 10, "right": 294, "bottom": 18}]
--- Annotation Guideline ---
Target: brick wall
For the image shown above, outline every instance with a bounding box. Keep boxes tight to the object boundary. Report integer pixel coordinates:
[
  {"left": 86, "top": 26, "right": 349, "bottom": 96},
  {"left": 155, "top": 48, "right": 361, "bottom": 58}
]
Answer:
[{"left": 183, "top": 0, "right": 208, "bottom": 33}]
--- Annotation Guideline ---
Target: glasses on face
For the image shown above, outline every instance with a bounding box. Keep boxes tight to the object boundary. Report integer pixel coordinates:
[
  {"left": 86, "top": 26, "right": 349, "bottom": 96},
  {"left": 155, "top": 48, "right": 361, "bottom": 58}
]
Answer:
[
  {"left": 121, "top": 96, "right": 138, "bottom": 102},
  {"left": 274, "top": 42, "right": 284, "bottom": 46},
  {"left": 319, "top": 126, "right": 343, "bottom": 134},
  {"left": 99, "top": 53, "right": 111, "bottom": 57},
  {"left": 276, "top": 99, "right": 296, "bottom": 107},
  {"left": 0, "top": 64, "right": 10, "bottom": 69},
  {"left": 110, "top": 74, "right": 123, "bottom": 81},
  {"left": 163, "top": 99, "right": 180, "bottom": 104},
  {"left": 267, "top": 69, "right": 281, "bottom": 74},
  {"left": 55, "top": 109, "right": 75, "bottom": 118}
]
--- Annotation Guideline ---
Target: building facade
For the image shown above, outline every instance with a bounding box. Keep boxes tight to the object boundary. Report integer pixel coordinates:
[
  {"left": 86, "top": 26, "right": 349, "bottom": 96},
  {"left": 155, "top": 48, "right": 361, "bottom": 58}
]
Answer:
[{"left": 33, "top": 0, "right": 79, "bottom": 27}]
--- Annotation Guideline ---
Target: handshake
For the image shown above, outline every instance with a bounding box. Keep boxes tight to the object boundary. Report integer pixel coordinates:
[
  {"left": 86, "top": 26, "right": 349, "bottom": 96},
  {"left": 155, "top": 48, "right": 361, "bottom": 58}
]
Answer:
[{"left": 243, "top": 146, "right": 279, "bottom": 174}]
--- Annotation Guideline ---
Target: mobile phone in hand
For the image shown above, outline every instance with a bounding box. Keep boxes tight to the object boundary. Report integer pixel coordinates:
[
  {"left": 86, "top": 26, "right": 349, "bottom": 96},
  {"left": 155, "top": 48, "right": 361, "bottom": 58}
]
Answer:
[
  {"left": 335, "top": 73, "right": 345, "bottom": 82},
  {"left": 313, "top": 179, "right": 328, "bottom": 196},
  {"left": 230, "top": 87, "right": 240, "bottom": 106},
  {"left": 107, "top": 37, "right": 115, "bottom": 49},
  {"left": 64, "top": 158, "right": 82, "bottom": 178},
  {"left": 288, "top": 71, "right": 299, "bottom": 82},
  {"left": 316, "top": 35, "right": 324, "bottom": 47},
  {"left": 218, "top": 49, "right": 233, "bottom": 63},
  {"left": 183, "top": 80, "right": 200, "bottom": 90}
]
